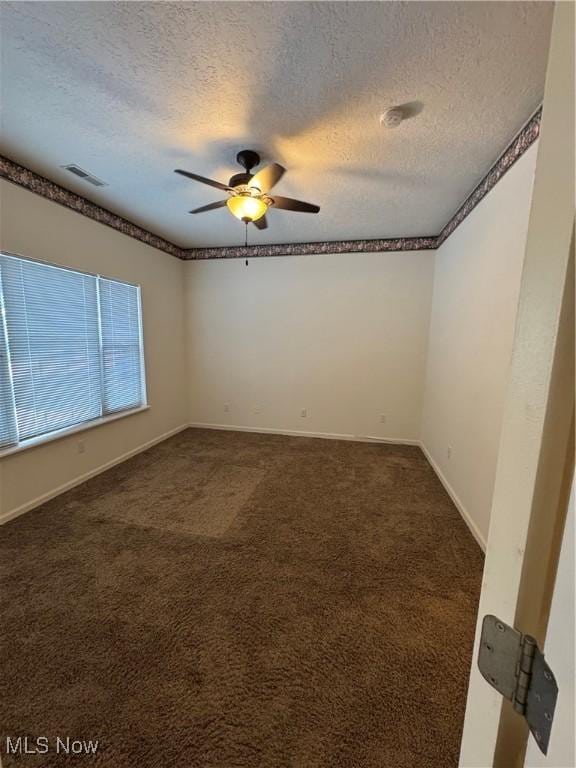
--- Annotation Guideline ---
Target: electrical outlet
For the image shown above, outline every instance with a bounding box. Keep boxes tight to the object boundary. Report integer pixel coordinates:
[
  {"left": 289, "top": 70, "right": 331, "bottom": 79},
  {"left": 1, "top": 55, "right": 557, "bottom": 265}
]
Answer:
[
  {"left": 77, "top": 440, "right": 86, "bottom": 454},
  {"left": 223, "top": 403, "right": 230, "bottom": 413},
  {"left": 300, "top": 408, "right": 307, "bottom": 418},
  {"left": 254, "top": 406, "right": 261, "bottom": 415},
  {"left": 379, "top": 414, "right": 387, "bottom": 424},
  {"left": 447, "top": 445, "right": 453, "bottom": 460}
]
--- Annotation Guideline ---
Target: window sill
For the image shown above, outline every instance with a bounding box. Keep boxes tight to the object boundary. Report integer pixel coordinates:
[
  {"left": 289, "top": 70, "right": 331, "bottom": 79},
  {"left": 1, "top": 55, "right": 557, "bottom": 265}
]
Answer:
[{"left": 0, "top": 405, "right": 150, "bottom": 459}]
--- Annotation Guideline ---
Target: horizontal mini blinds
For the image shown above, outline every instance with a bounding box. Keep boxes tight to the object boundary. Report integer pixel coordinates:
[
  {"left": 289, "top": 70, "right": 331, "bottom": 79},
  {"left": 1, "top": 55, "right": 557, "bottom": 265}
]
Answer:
[
  {"left": 0, "top": 267, "right": 18, "bottom": 448},
  {"left": 99, "top": 278, "right": 144, "bottom": 414},
  {"left": 2, "top": 257, "right": 102, "bottom": 441},
  {"left": 0, "top": 254, "right": 145, "bottom": 449}
]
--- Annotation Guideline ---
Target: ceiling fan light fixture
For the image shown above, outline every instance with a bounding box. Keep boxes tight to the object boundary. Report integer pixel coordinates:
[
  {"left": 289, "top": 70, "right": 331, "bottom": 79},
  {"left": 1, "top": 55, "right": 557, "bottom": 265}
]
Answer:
[
  {"left": 226, "top": 194, "right": 268, "bottom": 222},
  {"left": 176, "top": 151, "right": 319, "bottom": 227}
]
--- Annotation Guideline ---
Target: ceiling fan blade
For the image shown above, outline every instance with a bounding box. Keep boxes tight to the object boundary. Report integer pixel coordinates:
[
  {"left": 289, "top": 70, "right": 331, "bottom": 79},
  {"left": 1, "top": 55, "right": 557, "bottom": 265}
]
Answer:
[
  {"left": 189, "top": 200, "right": 228, "bottom": 214},
  {"left": 175, "top": 169, "right": 231, "bottom": 192},
  {"left": 249, "top": 163, "right": 285, "bottom": 192},
  {"left": 253, "top": 215, "right": 268, "bottom": 230},
  {"left": 270, "top": 196, "right": 320, "bottom": 213}
]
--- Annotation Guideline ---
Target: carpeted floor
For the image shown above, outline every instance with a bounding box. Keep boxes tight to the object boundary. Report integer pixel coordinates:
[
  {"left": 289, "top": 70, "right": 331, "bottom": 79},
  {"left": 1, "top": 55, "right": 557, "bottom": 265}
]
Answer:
[{"left": 0, "top": 428, "right": 483, "bottom": 768}]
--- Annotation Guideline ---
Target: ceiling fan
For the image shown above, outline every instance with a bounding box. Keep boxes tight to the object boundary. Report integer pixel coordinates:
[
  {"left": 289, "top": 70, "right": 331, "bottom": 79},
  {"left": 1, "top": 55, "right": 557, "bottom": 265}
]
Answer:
[{"left": 175, "top": 150, "right": 320, "bottom": 230}]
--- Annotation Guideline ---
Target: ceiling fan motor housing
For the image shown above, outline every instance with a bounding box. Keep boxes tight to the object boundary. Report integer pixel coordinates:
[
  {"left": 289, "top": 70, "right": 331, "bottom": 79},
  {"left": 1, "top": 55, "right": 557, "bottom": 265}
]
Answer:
[
  {"left": 228, "top": 172, "right": 254, "bottom": 188},
  {"left": 229, "top": 150, "right": 262, "bottom": 188}
]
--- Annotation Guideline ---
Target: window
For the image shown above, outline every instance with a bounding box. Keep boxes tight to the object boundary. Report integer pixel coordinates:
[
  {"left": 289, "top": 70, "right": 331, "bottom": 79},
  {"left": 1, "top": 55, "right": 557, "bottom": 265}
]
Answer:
[{"left": 0, "top": 254, "right": 146, "bottom": 451}]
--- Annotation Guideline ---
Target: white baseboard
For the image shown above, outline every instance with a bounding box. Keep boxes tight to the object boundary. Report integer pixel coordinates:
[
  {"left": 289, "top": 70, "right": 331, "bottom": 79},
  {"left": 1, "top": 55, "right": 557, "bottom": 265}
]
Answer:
[
  {"left": 1, "top": 422, "right": 486, "bottom": 556},
  {"left": 0, "top": 423, "right": 189, "bottom": 526},
  {"left": 187, "top": 421, "right": 420, "bottom": 446},
  {"left": 419, "top": 441, "right": 486, "bottom": 552},
  {"left": 188, "top": 425, "right": 485, "bottom": 551}
]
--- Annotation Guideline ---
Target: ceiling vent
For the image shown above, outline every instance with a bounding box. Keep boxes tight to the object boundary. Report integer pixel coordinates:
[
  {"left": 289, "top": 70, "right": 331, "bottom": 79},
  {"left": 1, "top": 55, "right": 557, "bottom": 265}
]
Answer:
[{"left": 61, "top": 164, "right": 108, "bottom": 187}]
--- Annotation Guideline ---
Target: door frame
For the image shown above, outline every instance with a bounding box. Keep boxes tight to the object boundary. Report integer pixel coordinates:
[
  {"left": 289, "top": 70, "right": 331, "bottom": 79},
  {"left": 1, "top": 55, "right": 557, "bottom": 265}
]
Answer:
[{"left": 458, "top": 2, "right": 575, "bottom": 766}]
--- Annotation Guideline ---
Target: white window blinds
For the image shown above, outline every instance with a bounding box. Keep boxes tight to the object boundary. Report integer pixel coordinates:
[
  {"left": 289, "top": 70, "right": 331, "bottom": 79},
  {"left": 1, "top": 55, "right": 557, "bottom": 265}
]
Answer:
[
  {"left": 0, "top": 254, "right": 146, "bottom": 450},
  {"left": 99, "top": 277, "right": 146, "bottom": 415},
  {"left": 0, "top": 266, "right": 18, "bottom": 448}
]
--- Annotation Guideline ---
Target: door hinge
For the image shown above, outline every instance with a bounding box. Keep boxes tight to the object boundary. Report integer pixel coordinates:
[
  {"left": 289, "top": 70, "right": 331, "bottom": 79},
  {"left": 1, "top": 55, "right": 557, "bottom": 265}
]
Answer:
[{"left": 478, "top": 615, "right": 558, "bottom": 755}]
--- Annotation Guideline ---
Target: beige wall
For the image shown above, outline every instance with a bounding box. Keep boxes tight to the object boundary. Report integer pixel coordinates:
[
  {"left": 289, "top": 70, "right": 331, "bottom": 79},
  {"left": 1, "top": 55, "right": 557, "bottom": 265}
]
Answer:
[
  {"left": 0, "top": 180, "right": 188, "bottom": 521},
  {"left": 185, "top": 251, "right": 434, "bottom": 442},
  {"left": 460, "top": 3, "right": 574, "bottom": 759},
  {"left": 0, "top": 142, "right": 539, "bottom": 537},
  {"left": 421, "top": 142, "right": 538, "bottom": 548}
]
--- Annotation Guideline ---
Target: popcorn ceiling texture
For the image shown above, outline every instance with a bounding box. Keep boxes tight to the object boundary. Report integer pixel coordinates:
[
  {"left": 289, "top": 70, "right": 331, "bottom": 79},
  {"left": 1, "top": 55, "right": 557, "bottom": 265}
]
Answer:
[
  {"left": 0, "top": 1, "right": 552, "bottom": 248},
  {"left": 435, "top": 109, "right": 542, "bottom": 247},
  {"left": 1, "top": 109, "right": 541, "bottom": 260}
]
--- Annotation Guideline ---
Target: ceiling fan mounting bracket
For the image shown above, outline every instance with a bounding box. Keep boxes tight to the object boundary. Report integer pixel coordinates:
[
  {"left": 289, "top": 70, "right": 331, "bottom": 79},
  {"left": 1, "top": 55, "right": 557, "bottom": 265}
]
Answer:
[{"left": 236, "top": 149, "right": 260, "bottom": 173}]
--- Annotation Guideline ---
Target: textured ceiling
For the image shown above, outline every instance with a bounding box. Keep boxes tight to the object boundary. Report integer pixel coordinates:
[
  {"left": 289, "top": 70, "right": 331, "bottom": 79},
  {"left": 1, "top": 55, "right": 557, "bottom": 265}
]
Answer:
[{"left": 0, "top": 1, "right": 552, "bottom": 249}]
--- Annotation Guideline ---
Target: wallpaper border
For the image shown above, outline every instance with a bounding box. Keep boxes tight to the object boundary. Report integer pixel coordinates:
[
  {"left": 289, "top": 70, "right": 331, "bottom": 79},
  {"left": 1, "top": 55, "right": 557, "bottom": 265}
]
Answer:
[
  {"left": 0, "top": 108, "right": 541, "bottom": 260},
  {"left": 435, "top": 108, "right": 541, "bottom": 247},
  {"left": 0, "top": 157, "right": 182, "bottom": 259},
  {"left": 184, "top": 236, "right": 438, "bottom": 261}
]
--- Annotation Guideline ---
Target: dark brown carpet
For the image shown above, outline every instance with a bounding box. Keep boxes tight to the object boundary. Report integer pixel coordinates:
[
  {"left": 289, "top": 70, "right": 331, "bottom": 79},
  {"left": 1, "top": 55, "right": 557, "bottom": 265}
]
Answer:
[{"left": 0, "top": 428, "right": 483, "bottom": 768}]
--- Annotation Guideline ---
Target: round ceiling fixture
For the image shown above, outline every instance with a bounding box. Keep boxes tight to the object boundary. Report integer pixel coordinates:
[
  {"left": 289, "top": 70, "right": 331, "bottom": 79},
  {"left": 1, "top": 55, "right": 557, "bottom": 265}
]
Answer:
[
  {"left": 380, "top": 107, "right": 404, "bottom": 129},
  {"left": 226, "top": 192, "right": 269, "bottom": 222}
]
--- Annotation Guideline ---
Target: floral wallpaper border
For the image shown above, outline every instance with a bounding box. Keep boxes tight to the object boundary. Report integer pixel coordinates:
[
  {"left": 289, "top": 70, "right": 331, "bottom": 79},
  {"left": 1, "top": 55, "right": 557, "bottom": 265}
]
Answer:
[
  {"left": 184, "top": 235, "right": 438, "bottom": 261},
  {"left": 435, "top": 107, "right": 541, "bottom": 247},
  {"left": 0, "top": 157, "right": 182, "bottom": 259},
  {"left": 0, "top": 108, "right": 541, "bottom": 261}
]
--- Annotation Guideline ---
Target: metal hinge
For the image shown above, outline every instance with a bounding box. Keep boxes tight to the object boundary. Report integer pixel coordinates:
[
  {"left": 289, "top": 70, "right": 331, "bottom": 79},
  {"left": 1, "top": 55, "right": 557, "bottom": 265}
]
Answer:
[{"left": 478, "top": 615, "right": 558, "bottom": 755}]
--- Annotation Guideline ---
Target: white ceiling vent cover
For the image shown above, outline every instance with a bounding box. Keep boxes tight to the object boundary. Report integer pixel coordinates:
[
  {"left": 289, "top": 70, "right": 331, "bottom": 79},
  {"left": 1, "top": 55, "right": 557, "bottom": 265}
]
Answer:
[{"left": 61, "top": 164, "right": 108, "bottom": 187}]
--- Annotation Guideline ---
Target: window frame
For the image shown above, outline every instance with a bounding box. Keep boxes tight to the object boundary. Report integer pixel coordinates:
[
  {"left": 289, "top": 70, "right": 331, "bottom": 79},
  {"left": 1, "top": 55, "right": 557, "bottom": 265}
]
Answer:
[{"left": 0, "top": 251, "right": 148, "bottom": 457}]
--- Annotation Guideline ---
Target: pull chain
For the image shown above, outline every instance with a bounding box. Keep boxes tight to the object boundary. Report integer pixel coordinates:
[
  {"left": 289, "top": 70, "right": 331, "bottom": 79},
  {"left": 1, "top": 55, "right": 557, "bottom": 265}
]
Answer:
[{"left": 245, "top": 221, "right": 249, "bottom": 266}]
